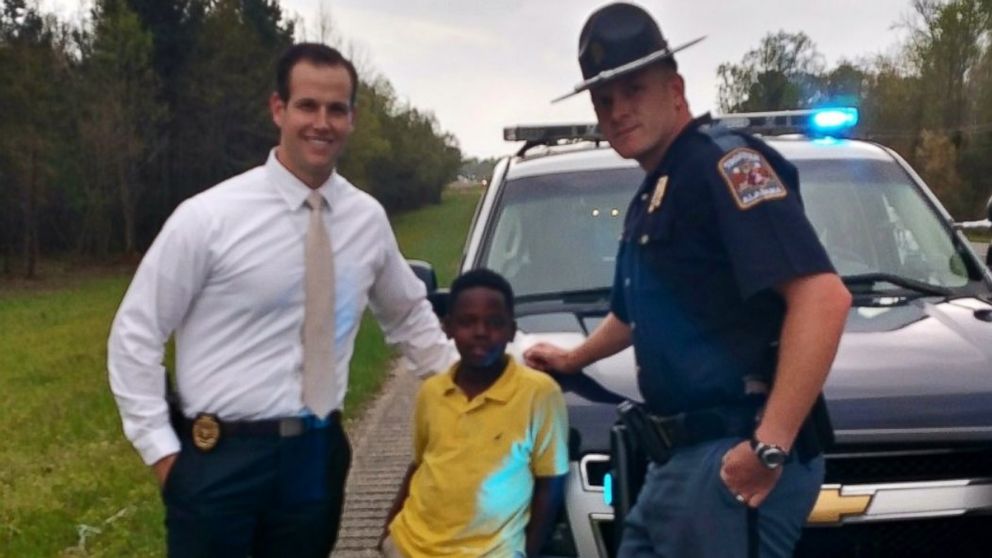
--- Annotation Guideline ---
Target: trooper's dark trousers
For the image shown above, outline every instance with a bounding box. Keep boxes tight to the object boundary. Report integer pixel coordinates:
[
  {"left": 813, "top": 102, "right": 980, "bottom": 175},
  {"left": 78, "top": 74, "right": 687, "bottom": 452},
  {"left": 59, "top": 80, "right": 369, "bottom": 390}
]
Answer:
[
  {"left": 617, "top": 437, "right": 823, "bottom": 558},
  {"left": 161, "top": 418, "right": 351, "bottom": 558}
]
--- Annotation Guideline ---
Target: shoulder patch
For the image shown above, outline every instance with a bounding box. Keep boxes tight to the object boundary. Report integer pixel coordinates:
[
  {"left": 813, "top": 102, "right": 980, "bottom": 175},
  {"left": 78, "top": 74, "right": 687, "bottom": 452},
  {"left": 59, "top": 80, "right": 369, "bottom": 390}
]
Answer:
[{"left": 717, "top": 148, "right": 787, "bottom": 210}]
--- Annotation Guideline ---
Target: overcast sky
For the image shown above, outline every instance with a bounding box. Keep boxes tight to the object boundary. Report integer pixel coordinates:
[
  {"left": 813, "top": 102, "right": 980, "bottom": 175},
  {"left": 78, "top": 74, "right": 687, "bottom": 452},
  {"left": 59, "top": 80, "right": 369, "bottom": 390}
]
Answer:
[{"left": 47, "top": 0, "right": 918, "bottom": 158}]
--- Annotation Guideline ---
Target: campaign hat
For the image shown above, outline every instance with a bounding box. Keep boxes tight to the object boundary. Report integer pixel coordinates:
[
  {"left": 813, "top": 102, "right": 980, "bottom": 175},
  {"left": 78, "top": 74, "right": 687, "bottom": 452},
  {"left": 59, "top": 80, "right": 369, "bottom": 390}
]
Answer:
[{"left": 554, "top": 2, "right": 704, "bottom": 102}]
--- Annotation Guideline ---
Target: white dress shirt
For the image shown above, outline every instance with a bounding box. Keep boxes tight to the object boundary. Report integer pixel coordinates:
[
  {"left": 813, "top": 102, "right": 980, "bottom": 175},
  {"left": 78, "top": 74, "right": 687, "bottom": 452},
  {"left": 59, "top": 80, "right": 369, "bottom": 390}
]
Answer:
[{"left": 108, "top": 151, "right": 455, "bottom": 466}]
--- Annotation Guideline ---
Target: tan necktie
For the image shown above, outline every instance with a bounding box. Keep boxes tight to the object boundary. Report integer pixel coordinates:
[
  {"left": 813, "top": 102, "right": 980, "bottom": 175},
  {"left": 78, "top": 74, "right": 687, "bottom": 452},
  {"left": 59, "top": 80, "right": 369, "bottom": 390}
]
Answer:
[{"left": 302, "top": 190, "right": 335, "bottom": 418}]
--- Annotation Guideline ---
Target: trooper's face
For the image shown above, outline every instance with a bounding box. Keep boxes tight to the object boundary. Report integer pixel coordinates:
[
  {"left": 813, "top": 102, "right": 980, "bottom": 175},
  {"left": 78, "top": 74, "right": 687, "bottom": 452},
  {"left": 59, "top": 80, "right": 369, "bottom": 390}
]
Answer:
[{"left": 589, "top": 65, "right": 685, "bottom": 170}]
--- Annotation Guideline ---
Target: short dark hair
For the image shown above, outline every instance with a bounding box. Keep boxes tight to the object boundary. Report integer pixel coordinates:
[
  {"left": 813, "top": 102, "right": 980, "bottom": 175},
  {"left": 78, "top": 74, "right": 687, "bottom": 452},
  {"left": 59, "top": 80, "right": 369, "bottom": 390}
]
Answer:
[
  {"left": 449, "top": 268, "right": 515, "bottom": 316},
  {"left": 275, "top": 43, "right": 359, "bottom": 106}
]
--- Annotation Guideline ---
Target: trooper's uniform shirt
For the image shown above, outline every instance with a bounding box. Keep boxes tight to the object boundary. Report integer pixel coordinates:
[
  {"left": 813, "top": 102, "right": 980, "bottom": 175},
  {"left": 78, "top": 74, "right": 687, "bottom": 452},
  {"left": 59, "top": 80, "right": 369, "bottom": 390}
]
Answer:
[{"left": 610, "top": 114, "right": 835, "bottom": 417}]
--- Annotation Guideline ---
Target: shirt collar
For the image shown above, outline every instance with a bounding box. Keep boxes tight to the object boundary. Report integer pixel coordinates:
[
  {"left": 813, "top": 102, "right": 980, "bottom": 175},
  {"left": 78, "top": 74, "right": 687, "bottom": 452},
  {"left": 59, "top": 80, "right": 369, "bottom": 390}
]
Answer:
[
  {"left": 265, "top": 148, "right": 340, "bottom": 210},
  {"left": 440, "top": 355, "right": 522, "bottom": 403}
]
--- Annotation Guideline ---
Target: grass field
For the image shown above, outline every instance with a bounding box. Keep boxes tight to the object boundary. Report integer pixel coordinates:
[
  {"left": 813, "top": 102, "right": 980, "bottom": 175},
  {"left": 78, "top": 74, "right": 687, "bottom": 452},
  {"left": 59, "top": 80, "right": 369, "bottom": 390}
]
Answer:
[
  {"left": 966, "top": 230, "right": 991, "bottom": 243},
  {"left": 0, "top": 186, "right": 481, "bottom": 557}
]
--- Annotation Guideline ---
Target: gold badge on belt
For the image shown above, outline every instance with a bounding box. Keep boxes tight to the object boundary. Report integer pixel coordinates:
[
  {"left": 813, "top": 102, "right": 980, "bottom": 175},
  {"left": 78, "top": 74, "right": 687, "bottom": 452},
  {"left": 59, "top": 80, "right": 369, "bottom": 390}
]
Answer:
[
  {"left": 647, "top": 175, "right": 668, "bottom": 213},
  {"left": 192, "top": 414, "right": 221, "bottom": 452}
]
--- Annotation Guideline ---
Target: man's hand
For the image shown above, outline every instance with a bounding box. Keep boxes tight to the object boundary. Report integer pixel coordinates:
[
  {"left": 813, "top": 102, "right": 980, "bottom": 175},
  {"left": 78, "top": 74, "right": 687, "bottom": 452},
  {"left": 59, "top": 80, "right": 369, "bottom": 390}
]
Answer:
[
  {"left": 719, "top": 441, "right": 782, "bottom": 508},
  {"left": 524, "top": 312, "right": 632, "bottom": 375},
  {"left": 523, "top": 343, "right": 578, "bottom": 374},
  {"left": 152, "top": 453, "right": 179, "bottom": 488}
]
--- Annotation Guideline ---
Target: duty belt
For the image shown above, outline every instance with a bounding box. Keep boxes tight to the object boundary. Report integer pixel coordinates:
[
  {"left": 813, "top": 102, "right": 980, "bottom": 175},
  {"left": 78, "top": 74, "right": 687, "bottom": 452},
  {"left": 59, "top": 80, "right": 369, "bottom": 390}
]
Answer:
[
  {"left": 618, "top": 396, "right": 824, "bottom": 464},
  {"left": 617, "top": 398, "right": 763, "bottom": 465},
  {"left": 181, "top": 411, "right": 340, "bottom": 452},
  {"left": 648, "top": 403, "right": 761, "bottom": 450}
]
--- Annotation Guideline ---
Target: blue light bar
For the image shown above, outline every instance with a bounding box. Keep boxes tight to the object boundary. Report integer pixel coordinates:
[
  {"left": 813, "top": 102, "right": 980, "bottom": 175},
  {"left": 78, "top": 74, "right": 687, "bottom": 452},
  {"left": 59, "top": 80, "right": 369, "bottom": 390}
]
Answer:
[
  {"left": 603, "top": 472, "right": 613, "bottom": 506},
  {"left": 713, "top": 107, "right": 859, "bottom": 137},
  {"left": 810, "top": 108, "right": 859, "bottom": 134}
]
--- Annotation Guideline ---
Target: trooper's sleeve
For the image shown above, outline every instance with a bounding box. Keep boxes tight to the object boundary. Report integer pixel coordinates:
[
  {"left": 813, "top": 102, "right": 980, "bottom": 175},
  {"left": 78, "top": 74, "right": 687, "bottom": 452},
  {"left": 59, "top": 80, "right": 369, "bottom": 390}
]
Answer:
[{"left": 705, "top": 146, "right": 834, "bottom": 300}]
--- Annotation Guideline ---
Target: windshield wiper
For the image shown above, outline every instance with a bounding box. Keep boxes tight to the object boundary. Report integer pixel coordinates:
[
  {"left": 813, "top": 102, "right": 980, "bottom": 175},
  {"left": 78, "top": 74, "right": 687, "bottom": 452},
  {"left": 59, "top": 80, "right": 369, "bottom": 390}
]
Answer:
[
  {"left": 842, "top": 272, "right": 952, "bottom": 297},
  {"left": 516, "top": 287, "right": 612, "bottom": 305}
]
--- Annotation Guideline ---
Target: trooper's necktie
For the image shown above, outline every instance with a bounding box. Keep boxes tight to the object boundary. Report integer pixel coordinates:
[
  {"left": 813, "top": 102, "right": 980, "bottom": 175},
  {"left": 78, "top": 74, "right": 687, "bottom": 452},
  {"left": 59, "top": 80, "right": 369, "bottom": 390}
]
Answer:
[{"left": 302, "top": 190, "right": 335, "bottom": 418}]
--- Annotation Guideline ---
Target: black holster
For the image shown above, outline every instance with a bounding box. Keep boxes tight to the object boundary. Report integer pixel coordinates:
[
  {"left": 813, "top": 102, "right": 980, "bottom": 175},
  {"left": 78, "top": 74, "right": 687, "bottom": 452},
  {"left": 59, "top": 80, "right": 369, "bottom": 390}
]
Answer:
[
  {"left": 617, "top": 400, "right": 674, "bottom": 464},
  {"left": 608, "top": 419, "right": 649, "bottom": 556},
  {"left": 165, "top": 373, "right": 184, "bottom": 432}
]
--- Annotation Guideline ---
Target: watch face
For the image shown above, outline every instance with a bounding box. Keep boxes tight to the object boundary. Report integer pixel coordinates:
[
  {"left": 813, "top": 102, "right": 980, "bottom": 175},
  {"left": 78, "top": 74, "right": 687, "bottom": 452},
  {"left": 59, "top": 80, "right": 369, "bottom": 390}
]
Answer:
[
  {"left": 753, "top": 440, "right": 787, "bottom": 469},
  {"left": 763, "top": 448, "right": 787, "bottom": 467}
]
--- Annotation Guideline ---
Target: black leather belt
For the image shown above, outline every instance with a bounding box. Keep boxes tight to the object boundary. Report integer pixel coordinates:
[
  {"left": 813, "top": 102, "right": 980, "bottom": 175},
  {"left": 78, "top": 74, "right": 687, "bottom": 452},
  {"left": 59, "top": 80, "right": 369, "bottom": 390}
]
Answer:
[
  {"left": 181, "top": 411, "right": 341, "bottom": 452},
  {"left": 648, "top": 403, "right": 760, "bottom": 450},
  {"left": 646, "top": 396, "right": 824, "bottom": 463}
]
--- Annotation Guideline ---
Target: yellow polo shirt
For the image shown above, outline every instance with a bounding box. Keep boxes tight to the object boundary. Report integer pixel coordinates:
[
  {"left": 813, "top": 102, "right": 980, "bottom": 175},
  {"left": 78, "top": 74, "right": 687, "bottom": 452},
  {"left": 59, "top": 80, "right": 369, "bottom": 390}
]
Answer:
[{"left": 388, "top": 357, "right": 569, "bottom": 557}]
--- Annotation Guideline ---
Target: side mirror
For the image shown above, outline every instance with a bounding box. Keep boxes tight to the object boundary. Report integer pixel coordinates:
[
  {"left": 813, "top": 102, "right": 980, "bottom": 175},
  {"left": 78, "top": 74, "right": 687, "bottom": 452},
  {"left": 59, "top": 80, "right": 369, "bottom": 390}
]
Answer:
[
  {"left": 408, "top": 259, "right": 437, "bottom": 293},
  {"left": 953, "top": 195, "right": 992, "bottom": 268},
  {"left": 407, "top": 259, "right": 449, "bottom": 318},
  {"left": 987, "top": 196, "right": 992, "bottom": 267}
]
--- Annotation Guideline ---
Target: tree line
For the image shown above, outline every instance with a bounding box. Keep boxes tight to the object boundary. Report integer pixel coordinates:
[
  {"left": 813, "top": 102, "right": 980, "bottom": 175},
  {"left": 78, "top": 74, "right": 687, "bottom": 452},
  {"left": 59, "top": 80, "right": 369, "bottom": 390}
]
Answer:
[
  {"left": 717, "top": 0, "right": 992, "bottom": 222},
  {"left": 0, "top": 0, "right": 462, "bottom": 278}
]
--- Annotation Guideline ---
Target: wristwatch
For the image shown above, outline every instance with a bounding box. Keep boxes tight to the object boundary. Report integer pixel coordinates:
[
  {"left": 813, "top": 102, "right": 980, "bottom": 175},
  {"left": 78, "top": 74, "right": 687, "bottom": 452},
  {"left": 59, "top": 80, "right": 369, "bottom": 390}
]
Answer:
[{"left": 750, "top": 438, "right": 788, "bottom": 469}]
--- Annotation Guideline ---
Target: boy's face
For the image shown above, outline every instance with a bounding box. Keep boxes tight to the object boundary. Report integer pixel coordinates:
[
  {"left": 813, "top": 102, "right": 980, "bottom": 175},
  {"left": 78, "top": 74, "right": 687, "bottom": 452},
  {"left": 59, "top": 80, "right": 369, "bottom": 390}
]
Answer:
[{"left": 445, "top": 286, "right": 516, "bottom": 369}]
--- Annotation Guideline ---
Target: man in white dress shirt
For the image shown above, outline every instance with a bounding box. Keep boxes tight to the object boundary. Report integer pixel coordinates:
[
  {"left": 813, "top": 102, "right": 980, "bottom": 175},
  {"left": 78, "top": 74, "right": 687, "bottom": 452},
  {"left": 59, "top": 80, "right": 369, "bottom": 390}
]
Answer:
[{"left": 108, "top": 43, "right": 453, "bottom": 557}]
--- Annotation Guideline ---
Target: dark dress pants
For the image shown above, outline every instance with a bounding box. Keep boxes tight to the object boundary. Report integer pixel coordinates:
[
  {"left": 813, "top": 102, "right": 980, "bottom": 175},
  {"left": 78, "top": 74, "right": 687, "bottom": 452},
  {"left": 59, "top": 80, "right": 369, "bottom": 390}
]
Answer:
[{"left": 161, "top": 420, "right": 351, "bottom": 558}]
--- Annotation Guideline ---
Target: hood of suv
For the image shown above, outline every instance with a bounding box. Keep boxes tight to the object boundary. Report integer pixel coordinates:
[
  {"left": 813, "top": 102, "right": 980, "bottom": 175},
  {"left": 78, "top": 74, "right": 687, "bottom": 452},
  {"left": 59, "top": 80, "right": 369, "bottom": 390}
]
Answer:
[
  {"left": 825, "top": 296, "right": 992, "bottom": 445},
  {"left": 508, "top": 296, "right": 992, "bottom": 455}
]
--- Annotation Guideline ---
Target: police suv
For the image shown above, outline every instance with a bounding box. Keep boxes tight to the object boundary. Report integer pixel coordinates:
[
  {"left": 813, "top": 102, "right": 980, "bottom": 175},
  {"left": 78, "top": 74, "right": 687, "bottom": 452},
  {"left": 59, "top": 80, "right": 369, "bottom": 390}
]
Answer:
[{"left": 416, "top": 108, "right": 992, "bottom": 557}]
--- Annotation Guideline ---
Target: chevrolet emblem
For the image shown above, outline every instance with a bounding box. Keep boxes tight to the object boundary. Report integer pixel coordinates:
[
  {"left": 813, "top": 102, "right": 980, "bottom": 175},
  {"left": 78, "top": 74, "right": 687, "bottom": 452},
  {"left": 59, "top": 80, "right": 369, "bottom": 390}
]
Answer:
[
  {"left": 807, "top": 486, "right": 872, "bottom": 524},
  {"left": 192, "top": 414, "right": 221, "bottom": 452}
]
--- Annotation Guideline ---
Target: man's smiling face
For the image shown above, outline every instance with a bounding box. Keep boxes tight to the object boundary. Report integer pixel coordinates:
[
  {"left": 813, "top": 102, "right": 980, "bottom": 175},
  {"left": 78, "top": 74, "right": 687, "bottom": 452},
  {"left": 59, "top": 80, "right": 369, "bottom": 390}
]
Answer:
[{"left": 270, "top": 61, "right": 355, "bottom": 188}]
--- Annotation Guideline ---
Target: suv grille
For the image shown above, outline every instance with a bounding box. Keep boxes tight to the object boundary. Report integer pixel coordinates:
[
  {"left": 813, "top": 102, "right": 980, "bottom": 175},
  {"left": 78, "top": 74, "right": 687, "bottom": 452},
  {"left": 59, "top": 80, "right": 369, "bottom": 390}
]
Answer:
[
  {"left": 581, "top": 454, "right": 611, "bottom": 489},
  {"left": 796, "top": 515, "right": 992, "bottom": 558},
  {"left": 596, "top": 515, "right": 992, "bottom": 557},
  {"left": 824, "top": 447, "right": 992, "bottom": 484},
  {"left": 591, "top": 517, "right": 618, "bottom": 558}
]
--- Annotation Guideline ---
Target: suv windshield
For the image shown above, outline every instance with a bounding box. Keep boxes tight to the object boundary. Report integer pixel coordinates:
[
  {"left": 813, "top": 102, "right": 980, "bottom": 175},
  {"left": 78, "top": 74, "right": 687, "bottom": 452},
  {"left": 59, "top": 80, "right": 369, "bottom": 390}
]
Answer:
[
  {"left": 797, "top": 157, "right": 970, "bottom": 289},
  {"left": 481, "top": 167, "right": 642, "bottom": 297},
  {"left": 481, "top": 155, "right": 972, "bottom": 299}
]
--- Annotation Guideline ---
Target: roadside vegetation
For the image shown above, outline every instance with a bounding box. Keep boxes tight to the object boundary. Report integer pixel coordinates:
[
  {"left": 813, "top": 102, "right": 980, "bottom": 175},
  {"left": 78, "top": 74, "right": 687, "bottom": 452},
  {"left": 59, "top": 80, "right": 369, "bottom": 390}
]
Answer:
[
  {"left": 0, "top": 186, "right": 481, "bottom": 557},
  {"left": 717, "top": 0, "right": 992, "bottom": 223},
  {"left": 0, "top": 0, "right": 461, "bottom": 279}
]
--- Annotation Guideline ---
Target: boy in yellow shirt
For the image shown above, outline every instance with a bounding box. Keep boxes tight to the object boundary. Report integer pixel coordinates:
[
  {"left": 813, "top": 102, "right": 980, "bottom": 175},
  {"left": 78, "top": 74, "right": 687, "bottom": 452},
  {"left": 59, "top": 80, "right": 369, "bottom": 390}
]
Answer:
[{"left": 380, "top": 268, "right": 569, "bottom": 557}]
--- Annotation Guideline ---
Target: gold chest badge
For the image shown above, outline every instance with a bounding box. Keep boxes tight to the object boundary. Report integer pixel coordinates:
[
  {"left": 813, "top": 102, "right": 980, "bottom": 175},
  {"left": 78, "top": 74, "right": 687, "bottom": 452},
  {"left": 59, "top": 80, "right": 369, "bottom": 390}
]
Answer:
[
  {"left": 192, "top": 414, "right": 221, "bottom": 451},
  {"left": 648, "top": 176, "right": 668, "bottom": 213}
]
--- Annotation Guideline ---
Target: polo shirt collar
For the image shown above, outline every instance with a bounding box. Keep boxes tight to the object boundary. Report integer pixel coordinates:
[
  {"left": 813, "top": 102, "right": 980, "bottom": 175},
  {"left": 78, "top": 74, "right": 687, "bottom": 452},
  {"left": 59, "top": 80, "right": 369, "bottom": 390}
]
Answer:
[
  {"left": 265, "top": 148, "right": 341, "bottom": 210},
  {"left": 441, "top": 356, "right": 522, "bottom": 403}
]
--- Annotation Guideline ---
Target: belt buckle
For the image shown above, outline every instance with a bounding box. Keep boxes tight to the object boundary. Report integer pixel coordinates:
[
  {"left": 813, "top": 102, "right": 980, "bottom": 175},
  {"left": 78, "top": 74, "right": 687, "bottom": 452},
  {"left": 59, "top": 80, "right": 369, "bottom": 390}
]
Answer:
[
  {"left": 192, "top": 413, "right": 221, "bottom": 452},
  {"left": 278, "top": 418, "right": 304, "bottom": 437}
]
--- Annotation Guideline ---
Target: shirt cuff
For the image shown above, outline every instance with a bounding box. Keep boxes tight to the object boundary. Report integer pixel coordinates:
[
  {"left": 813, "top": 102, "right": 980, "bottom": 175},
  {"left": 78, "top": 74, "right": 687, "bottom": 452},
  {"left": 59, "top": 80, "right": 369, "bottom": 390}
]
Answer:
[{"left": 134, "top": 425, "right": 181, "bottom": 466}]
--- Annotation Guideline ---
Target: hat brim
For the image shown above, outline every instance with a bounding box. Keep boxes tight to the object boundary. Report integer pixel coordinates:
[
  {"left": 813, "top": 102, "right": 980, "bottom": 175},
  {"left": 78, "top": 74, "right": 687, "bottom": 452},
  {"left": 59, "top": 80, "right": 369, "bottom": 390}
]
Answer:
[{"left": 552, "top": 36, "right": 706, "bottom": 103}]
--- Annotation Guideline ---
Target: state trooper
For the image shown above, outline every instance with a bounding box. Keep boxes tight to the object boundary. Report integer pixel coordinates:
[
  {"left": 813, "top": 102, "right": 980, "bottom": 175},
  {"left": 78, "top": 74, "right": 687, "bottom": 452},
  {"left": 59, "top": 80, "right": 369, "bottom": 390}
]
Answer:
[{"left": 525, "top": 3, "right": 852, "bottom": 557}]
